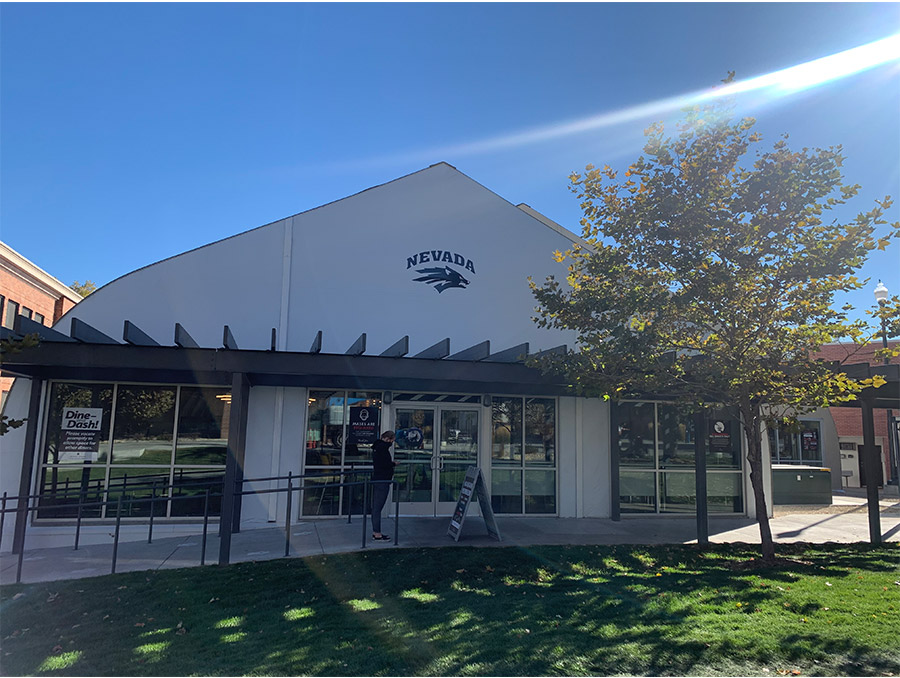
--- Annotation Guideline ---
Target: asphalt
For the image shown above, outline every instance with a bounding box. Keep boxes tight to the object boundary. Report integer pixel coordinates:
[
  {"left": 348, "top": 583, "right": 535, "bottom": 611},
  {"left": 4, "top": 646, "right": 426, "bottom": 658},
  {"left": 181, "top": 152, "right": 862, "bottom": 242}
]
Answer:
[{"left": 2, "top": 494, "right": 898, "bottom": 585}]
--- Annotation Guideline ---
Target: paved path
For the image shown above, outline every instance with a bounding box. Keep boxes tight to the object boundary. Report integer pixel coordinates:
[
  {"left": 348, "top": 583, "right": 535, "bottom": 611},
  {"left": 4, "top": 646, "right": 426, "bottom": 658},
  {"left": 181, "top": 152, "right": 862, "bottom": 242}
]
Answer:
[{"left": 2, "top": 498, "right": 898, "bottom": 585}]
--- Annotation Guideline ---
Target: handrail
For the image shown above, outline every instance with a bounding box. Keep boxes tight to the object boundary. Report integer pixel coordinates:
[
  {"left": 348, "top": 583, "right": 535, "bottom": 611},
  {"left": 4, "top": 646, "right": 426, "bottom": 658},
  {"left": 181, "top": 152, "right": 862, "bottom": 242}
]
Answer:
[{"left": 4, "top": 467, "right": 401, "bottom": 583}]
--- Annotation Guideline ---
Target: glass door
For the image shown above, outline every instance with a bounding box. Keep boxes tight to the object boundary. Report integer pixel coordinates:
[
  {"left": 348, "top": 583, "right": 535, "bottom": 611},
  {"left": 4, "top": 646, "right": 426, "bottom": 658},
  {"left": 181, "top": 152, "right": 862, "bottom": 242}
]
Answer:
[
  {"left": 435, "top": 408, "right": 479, "bottom": 514},
  {"left": 394, "top": 405, "right": 479, "bottom": 516}
]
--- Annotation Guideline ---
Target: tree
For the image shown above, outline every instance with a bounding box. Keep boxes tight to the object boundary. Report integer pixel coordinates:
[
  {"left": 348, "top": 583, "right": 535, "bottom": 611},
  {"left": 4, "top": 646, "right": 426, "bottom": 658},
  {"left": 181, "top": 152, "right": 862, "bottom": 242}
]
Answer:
[
  {"left": 0, "top": 333, "right": 40, "bottom": 435},
  {"left": 70, "top": 280, "right": 97, "bottom": 297},
  {"left": 530, "top": 88, "right": 899, "bottom": 563}
]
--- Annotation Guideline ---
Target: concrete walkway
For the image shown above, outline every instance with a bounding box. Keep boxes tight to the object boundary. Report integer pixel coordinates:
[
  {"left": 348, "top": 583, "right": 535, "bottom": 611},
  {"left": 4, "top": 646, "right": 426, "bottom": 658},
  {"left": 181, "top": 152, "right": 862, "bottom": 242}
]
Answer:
[{"left": 2, "top": 496, "right": 898, "bottom": 585}]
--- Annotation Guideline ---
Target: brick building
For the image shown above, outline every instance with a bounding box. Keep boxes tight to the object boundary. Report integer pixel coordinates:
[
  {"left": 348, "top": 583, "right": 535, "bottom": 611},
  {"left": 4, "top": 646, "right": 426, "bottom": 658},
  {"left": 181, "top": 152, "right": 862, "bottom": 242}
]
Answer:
[
  {"left": 816, "top": 340, "right": 900, "bottom": 487},
  {"left": 0, "top": 241, "right": 82, "bottom": 408}
]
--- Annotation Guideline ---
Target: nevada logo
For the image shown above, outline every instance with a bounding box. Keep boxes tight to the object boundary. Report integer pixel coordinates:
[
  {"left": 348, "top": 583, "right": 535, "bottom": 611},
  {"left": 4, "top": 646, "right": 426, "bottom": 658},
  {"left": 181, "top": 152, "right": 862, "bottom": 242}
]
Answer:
[{"left": 406, "top": 250, "right": 475, "bottom": 293}]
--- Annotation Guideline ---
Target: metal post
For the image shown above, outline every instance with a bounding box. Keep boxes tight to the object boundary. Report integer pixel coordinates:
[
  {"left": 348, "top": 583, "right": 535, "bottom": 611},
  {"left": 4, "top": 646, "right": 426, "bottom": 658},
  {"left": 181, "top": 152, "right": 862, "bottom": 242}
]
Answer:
[
  {"left": 860, "top": 396, "right": 882, "bottom": 544},
  {"left": 111, "top": 494, "right": 123, "bottom": 574},
  {"left": 74, "top": 499, "right": 83, "bottom": 551},
  {"left": 16, "top": 515, "right": 25, "bottom": 583},
  {"left": 201, "top": 489, "right": 210, "bottom": 567},
  {"left": 694, "top": 410, "right": 709, "bottom": 545},
  {"left": 0, "top": 491, "right": 7, "bottom": 550},
  {"left": 147, "top": 482, "right": 157, "bottom": 544},
  {"left": 347, "top": 472, "right": 354, "bottom": 524},
  {"left": 361, "top": 478, "right": 369, "bottom": 549},
  {"left": 284, "top": 472, "right": 293, "bottom": 558},
  {"left": 393, "top": 480, "right": 399, "bottom": 546}
]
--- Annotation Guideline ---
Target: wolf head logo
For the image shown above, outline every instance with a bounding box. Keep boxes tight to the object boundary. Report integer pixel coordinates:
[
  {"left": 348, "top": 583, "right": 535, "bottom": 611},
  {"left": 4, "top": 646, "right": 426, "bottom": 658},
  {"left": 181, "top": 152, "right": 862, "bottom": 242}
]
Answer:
[{"left": 413, "top": 266, "right": 470, "bottom": 293}]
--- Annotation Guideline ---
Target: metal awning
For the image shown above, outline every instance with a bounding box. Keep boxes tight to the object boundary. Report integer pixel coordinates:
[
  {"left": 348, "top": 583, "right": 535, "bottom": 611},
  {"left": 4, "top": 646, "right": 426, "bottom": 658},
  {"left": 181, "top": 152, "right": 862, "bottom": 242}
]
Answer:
[{"left": 1, "top": 317, "right": 570, "bottom": 396}]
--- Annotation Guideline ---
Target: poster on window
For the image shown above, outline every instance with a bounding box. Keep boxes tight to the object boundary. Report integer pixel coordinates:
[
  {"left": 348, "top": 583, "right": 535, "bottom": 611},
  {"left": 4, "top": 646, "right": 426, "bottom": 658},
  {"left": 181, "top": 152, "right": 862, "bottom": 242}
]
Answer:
[
  {"left": 708, "top": 419, "right": 731, "bottom": 451},
  {"left": 801, "top": 429, "right": 819, "bottom": 453},
  {"left": 348, "top": 406, "right": 379, "bottom": 444},
  {"left": 58, "top": 407, "right": 103, "bottom": 462}
]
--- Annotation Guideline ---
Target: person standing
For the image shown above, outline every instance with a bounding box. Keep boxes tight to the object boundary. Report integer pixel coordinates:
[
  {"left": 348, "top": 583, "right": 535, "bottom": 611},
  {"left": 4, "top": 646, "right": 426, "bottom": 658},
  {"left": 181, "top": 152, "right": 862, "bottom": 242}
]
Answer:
[{"left": 370, "top": 430, "right": 396, "bottom": 541}]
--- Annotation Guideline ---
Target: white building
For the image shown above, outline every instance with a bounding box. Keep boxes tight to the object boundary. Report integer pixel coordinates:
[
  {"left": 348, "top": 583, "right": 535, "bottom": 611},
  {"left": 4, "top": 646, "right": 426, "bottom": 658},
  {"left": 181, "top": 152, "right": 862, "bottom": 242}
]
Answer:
[{"left": 1, "top": 163, "right": 767, "bottom": 552}]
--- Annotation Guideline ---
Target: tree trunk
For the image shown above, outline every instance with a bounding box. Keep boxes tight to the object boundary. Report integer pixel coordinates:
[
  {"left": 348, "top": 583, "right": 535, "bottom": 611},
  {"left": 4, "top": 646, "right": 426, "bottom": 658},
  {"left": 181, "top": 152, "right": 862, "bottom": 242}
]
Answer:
[{"left": 743, "top": 403, "right": 776, "bottom": 563}]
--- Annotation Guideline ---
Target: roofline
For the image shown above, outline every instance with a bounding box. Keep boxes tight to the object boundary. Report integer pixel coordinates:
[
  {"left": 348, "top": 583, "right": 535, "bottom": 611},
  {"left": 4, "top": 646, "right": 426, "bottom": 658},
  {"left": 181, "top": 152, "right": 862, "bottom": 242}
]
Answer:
[
  {"left": 0, "top": 241, "right": 82, "bottom": 304},
  {"left": 515, "top": 203, "right": 593, "bottom": 251}
]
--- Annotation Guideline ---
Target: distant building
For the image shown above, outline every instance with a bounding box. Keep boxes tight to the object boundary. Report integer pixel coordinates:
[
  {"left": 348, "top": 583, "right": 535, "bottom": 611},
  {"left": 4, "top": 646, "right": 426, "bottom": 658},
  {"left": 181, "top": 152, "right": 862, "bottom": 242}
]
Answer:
[
  {"left": 816, "top": 341, "right": 900, "bottom": 488},
  {"left": 0, "top": 241, "right": 82, "bottom": 408}
]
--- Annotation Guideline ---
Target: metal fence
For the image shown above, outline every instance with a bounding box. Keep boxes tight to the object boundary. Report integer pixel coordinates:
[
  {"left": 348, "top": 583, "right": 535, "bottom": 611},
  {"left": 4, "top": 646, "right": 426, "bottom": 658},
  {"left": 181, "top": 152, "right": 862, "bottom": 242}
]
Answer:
[{"left": 1, "top": 469, "right": 400, "bottom": 583}]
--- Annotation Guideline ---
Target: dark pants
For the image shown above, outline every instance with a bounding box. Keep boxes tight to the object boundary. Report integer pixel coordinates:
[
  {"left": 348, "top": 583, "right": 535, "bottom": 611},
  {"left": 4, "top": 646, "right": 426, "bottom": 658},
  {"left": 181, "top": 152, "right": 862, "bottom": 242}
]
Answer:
[{"left": 371, "top": 482, "right": 391, "bottom": 534}]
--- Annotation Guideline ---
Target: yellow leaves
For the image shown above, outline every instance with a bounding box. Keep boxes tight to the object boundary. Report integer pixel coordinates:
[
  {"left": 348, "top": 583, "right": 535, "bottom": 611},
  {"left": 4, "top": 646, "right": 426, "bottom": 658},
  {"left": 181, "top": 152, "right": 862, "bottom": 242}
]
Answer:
[
  {"left": 877, "top": 237, "right": 891, "bottom": 251},
  {"left": 552, "top": 250, "right": 566, "bottom": 263}
]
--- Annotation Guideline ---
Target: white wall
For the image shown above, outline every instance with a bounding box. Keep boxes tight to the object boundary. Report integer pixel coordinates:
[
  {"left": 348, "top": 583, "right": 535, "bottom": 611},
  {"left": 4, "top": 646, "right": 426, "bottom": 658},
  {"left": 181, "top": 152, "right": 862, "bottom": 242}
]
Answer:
[
  {"left": 51, "top": 164, "right": 577, "bottom": 355},
  {"left": 241, "top": 386, "right": 307, "bottom": 529},
  {"left": 580, "top": 398, "right": 610, "bottom": 518}
]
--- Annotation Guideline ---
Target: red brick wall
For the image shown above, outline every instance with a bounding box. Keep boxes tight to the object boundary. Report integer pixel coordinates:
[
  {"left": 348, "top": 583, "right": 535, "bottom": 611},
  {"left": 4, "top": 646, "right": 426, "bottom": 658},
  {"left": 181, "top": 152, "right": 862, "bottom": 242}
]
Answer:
[{"left": 0, "top": 267, "right": 65, "bottom": 326}]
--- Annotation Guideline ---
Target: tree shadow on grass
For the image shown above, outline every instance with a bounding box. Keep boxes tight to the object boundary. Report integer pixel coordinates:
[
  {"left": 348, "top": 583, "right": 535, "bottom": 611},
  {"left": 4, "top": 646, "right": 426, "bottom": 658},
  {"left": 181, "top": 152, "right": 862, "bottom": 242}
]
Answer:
[{"left": 1, "top": 543, "right": 897, "bottom": 676}]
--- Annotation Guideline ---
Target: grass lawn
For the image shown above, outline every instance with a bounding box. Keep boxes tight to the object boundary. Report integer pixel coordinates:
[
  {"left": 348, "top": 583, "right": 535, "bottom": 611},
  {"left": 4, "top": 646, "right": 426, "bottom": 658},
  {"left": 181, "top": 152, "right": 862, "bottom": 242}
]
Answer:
[{"left": 1, "top": 543, "right": 898, "bottom": 676}]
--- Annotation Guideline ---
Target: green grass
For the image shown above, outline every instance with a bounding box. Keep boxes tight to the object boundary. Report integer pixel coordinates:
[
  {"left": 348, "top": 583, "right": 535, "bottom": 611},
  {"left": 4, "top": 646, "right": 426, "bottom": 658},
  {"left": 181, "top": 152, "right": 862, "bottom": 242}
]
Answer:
[{"left": 1, "top": 543, "right": 898, "bottom": 676}]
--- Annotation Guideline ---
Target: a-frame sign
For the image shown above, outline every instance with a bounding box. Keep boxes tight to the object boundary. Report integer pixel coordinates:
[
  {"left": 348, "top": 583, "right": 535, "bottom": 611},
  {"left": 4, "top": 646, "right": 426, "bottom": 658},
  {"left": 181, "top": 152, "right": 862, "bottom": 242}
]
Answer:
[{"left": 447, "top": 466, "right": 501, "bottom": 542}]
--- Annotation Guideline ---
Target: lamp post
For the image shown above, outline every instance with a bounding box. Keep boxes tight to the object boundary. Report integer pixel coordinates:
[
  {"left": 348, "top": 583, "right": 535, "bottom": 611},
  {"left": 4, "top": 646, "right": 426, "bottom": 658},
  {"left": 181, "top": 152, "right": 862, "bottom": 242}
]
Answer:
[{"left": 874, "top": 280, "right": 897, "bottom": 486}]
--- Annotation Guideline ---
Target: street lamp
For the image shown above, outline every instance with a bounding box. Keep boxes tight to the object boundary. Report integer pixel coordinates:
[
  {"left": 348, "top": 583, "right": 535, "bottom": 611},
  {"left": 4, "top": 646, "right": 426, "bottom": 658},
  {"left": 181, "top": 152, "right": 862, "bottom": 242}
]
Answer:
[{"left": 874, "top": 280, "right": 897, "bottom": 486}]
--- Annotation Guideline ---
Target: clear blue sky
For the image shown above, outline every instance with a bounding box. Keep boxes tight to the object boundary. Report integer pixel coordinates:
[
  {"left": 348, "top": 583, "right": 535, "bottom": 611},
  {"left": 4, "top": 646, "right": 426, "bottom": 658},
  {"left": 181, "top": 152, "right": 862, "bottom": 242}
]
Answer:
[{"left": 2, "top": 3, "right": 898, "bottom": 332}]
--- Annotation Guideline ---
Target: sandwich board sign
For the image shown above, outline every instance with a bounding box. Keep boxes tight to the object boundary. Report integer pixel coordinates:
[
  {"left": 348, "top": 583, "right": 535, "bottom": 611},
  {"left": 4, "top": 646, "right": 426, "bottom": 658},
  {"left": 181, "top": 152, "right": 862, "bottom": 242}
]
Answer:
[{"left": 447, "top": 466, "right": 501, "bottom": 542}]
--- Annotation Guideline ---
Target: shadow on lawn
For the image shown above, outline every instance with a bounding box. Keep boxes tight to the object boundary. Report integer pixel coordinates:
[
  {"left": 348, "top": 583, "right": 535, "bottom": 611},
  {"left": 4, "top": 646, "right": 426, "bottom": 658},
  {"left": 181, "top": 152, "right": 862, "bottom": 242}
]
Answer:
[{"left": 1, "top": 543, "right": 897, "bottom": 676}]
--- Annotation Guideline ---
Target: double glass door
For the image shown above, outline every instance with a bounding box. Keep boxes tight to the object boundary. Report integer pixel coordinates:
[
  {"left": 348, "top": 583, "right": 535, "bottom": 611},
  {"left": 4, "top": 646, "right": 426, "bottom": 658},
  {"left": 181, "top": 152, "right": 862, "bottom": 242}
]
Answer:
[{"left": 393, "top": 406, "right": 479, "bottom": 516}]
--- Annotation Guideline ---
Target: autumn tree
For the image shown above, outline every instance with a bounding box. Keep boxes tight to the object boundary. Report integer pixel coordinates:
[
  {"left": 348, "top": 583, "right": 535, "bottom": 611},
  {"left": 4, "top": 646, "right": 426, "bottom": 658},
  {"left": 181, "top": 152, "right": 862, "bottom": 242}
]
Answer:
[
  {"left": 70, "top": 280, "right": 97, "bottom": 297},
  {"left": 530, "top": 93, "right": 899, "bottom": 563}
]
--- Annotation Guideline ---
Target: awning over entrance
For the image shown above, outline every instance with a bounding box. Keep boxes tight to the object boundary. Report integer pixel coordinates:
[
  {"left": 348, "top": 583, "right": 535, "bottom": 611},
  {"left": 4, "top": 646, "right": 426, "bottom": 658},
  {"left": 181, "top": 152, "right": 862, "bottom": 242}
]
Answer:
[{"left": 1, "top": 317, "right": 571, "bottom": 396}]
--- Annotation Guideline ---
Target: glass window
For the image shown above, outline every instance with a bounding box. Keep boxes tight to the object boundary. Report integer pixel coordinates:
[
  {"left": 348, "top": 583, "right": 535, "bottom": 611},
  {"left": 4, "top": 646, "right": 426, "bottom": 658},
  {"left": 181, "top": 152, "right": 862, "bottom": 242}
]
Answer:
[
  {"left": 617, "top": 402, "right": 743, "bottom": 515},
  {"left": 524, "top": 399, "right": 555, "bottom": 467},
  {"left": 21, "top": 307, "right": 33, "bottom": 319},
  {"left": 658, "top": 405, "right": 695, "bottom": 468},
  {"left": 344, "top": 392, "right": 382, "bottom": 464},
  {"left": 491, "top": 397, "right": 522, "bottom": 465},
  {"left": 176, "top": 387, "right": 230, "bottom": 465},
  {"left": 799, "top": 421, "right": 821, "bottom": 464},
  {"left": 305, "top": 391, "right": 345, "bottom": 468},
  {"left": 524, "top": 469, "right": 556, "bottom": 513},
  {"left": 490, "top": 396, "right": 557, "bottom": 513},
  {"left": 659, "top": 471, "right": 696, "bottom": 513},
  {"left": 706, "top": 411, "right": 742, "bottom": 469},
  {"left": 112, "top": 385, "right": 176, "bottom": 465},
  {"left": 619, "top": 471, "right": 656, "bottom": 513},
  {"left": 34, "top": 312, "right": 45, "bottom": 325},
  {"left": 708, "top": 473, "right": 744, "bottom": 513},
  {"left": 43, "top": 382, "right": 114, "bottom": 466},
  {"left": 301, "top": 469, "right": 342, "bottom": 516},
  {"left": 3, "top": 300, "right": 18, "bottom": 328},
  {"left": 37, "top": 466, "right": 107, "bottom": 519},
  {"left": 491, "top": 468, "right": 522, "bottom": 513},
  {"left": 616, "top": 402, "right": 655, "bottom": 467},
  {"left": 768, "top": 420, "right": 822, "bottom": 465},
  {"left": 38, "top": 382, "right": 227, "bottom": 521}
]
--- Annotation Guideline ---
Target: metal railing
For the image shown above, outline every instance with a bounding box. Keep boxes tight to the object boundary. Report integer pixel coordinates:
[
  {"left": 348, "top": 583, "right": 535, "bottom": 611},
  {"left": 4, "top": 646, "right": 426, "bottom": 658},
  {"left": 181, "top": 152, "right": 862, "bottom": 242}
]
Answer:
[
  {"left": 234, "top": 470, "right": 400, "bottom": 554},
  {"left": 1, "top": 468, "right": 401, "bottom": 583}
]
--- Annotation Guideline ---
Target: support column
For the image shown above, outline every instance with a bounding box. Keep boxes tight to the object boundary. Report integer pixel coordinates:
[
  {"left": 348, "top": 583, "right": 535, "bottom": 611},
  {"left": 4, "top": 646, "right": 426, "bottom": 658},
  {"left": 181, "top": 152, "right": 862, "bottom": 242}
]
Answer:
[
  {"left": 694, "top": 411, "right": 708, "bottom": 545},
  {"left": 610, "top": 401, "right": 620, "bottom": 521},
  {"left": 218, "top": 372, "right": 250, "bottom": 565},
  {"left": 860, "top": 396, "right": 882, "bottom": 544},
  {"left": 13, "top": 379, "right": 44, "bottom": 555}
]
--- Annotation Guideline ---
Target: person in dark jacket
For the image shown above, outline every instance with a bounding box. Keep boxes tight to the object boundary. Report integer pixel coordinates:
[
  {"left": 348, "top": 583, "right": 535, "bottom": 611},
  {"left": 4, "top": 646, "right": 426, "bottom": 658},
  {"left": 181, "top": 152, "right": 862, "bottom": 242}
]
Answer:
[{"left": 371, "top": 430, "right": 396, "bottom": 540}]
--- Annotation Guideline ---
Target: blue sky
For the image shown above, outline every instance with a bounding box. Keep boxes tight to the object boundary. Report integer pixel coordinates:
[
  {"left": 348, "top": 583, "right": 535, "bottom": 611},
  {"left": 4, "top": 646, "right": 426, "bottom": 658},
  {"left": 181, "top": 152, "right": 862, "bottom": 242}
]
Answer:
[{"left": 2, "top": 3, "right": 898, "bottom": 332}]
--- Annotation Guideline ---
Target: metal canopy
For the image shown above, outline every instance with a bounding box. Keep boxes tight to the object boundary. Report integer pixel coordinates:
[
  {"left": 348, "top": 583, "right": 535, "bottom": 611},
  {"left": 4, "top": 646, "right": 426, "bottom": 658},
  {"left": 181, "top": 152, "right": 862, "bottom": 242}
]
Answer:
[
  {"left": 0, "top": 320, "right": 571, "bottom": 396},
  {"left": 832, "top": 363, "right": 900, "bottom": 410}
]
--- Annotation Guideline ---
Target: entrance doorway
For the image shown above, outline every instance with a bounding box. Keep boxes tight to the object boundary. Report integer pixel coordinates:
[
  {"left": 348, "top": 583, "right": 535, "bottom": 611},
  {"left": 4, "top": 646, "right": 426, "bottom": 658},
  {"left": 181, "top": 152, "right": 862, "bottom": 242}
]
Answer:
[{"left": 393, "top": 405, "right": 479, "bottom": 516}]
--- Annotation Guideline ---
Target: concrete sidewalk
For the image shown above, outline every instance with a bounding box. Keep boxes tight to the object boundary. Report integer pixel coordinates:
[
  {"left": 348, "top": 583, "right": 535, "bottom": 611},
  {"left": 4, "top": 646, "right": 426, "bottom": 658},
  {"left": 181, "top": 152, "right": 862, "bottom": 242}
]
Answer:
[{"left": 3, "top": 497, "right": 898, "bottom": 585}]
